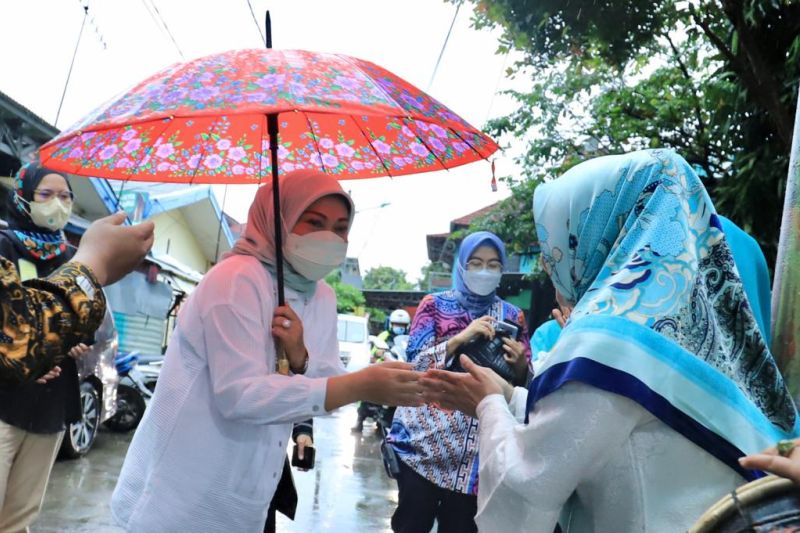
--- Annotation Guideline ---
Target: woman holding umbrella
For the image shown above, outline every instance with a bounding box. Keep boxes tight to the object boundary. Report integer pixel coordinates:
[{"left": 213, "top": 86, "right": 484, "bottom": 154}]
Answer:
[{"left": 111, "top": 169, "right": 423, "bottom": 532}]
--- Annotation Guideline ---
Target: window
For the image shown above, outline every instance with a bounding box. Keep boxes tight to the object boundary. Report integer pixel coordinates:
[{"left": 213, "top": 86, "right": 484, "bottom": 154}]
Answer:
[{"left": 337, "top": 318, "right": 366, "bottom": 343}]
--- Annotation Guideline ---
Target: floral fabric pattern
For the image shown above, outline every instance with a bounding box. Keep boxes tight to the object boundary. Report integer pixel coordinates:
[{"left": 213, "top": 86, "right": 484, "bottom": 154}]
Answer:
[{"left": 38, "top": 49, "right": 498, "bottom": 183}]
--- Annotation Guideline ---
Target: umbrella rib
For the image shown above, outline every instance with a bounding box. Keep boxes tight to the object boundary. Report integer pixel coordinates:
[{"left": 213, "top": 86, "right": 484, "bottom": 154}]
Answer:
[
  {"left": 188, "top": 117, "right": 221, "bottom": 185},
  {"left": 129, "top": 116, "right": 176, "bottom": 182},
  {"left": 402, "top": 117, "right": 450, "bottom": 173},
  {"left": 449, "top": 128, "right": 493, "bottom": 161},
  {"left": 348, "top": 114, "right": 393, "bottom": 178},
  {"left": 301, "top": 111, "right": 329, "bottom": 174}
]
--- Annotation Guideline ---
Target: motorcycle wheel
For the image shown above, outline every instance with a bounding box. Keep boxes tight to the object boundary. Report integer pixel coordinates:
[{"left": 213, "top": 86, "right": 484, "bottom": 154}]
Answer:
[
  {"left": 104, "top": 383, "right": 146, "bottom": 432},
  {"left": 60, "top": 381, "right": 101, "bottom": 459}
]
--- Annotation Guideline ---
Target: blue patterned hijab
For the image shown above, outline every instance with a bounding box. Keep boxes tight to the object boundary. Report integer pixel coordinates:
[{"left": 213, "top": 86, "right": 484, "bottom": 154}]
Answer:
[
  {"left": 452, "top": 231, "right": 507, "bottom": 317},
  {"left": 529, "top": 149, "right": 796, "bottom": 479}
]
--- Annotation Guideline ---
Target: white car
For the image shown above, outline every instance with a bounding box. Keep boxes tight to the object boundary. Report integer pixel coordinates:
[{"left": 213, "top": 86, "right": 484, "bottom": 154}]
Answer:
[{"left": 337, "top": 314, "right": 371, "bottom": 371}]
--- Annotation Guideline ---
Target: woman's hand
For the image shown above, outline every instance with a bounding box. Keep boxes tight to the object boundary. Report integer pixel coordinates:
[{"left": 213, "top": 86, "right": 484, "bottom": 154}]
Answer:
[
  {"left": 553, "top": 306, "right": 572, "bottom": 328},
  {"left": 271, "top": 306, "right": 307, "bottom": 373},
  {"left": 420, "top": 355, "right": 510, "bottom": 418},
  {"left": 295, "top": 434, "right": 314, "bottom": 472},
  {"left": 325, "top": 361, "right": 423, "bottom": 412},
  {"left": 502, "top": 337, "right": 529, "bottom": 382},
  {"left": 740, "top": 439, "right": 800, "bottom": 484},
  {"left": 36, "top": 366, "right": 62, "bottom": 384},
  {"left": 68, "top": 343, "right": 90, "bottom": 360},
  {"left": 447, "top": 316, "right": 495, "bottom": 355}
]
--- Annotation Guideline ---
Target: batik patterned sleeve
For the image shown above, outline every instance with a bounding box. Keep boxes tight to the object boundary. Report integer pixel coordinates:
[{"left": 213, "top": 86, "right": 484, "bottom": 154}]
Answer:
[
  {"left": 405, "top": 295, "right": 438, "bottom": 363},
  {"left": 0, "top": 259, "right": 106, "bottom": 386}
]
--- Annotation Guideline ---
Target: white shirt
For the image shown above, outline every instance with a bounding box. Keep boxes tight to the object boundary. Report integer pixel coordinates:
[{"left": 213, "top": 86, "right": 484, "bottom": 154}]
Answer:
[
  {"left": 110, "top": 255, "right": 345, "bottom": 532},
  {"left": 474, "top": 383, "right": 745, "bottom": 533}
]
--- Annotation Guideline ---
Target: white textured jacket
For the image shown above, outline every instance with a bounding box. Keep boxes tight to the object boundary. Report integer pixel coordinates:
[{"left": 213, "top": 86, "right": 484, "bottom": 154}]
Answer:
[{"left": 111, "top": 255, "right": 345, "bottom": 532}]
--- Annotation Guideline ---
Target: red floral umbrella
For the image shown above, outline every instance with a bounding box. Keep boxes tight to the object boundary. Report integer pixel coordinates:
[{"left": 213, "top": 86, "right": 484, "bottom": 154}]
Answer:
[
  {"left": 37, "top": 48, "right": 499, "bottom": 302},
  {"left": 38, "top": 49, "right": 497, "bottom": 183}
]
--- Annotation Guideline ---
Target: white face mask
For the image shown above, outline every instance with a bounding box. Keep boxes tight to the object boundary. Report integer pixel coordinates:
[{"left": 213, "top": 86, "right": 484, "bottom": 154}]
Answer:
[
  {"left": 284, "top": 231, "right": 348, "bottom": 281},
  {"left": 26, "top": 197, "right": 72, "bottom": 231},
  {"left": 463, "top": 269, "right": 502, "bottom": 296}
]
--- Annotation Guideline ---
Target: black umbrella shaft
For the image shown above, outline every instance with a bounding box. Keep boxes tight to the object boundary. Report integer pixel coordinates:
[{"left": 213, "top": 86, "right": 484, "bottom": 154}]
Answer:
[
  {"left": 265, "top": 11, "right": 272, "bottom": 49},
  {"left": 268, "top": 112, "right": 285, "bottom": 306}
]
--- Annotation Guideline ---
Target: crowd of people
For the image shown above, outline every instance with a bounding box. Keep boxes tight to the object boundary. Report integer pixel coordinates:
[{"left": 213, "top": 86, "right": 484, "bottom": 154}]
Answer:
[{"left": 0, "top": 148, "right": 797, "bottom": 532}]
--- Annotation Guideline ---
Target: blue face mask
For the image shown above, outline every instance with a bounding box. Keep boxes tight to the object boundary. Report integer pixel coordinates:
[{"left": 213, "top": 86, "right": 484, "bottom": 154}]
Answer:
[{"left": 392, "top": 326, "right": 406, "bottom": 335}]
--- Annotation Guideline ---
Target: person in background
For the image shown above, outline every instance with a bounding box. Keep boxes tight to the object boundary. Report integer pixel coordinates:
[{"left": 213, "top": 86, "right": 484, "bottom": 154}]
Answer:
[
  {"left": 421, "top": 150, "right": 796, "bottom": 532},
  {"left": 0, "top": 162, "right": 94, "bottom": 531},
  {"left": 388, "top": 231, "right": 531, "bottom": 533}
]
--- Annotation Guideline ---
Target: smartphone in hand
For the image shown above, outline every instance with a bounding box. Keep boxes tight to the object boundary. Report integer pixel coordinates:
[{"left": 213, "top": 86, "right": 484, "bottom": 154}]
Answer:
[{"left": 291, "top": 444, "right": 315, "bottom": 470}]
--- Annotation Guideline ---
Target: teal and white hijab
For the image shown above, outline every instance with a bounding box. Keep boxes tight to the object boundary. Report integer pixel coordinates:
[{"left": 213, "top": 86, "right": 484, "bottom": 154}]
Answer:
[{"left": 529, "top": 149, "right": 797, "bottom": 480}]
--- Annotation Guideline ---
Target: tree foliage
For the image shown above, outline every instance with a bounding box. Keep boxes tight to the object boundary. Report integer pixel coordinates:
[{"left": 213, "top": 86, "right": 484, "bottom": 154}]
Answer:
[
  {"left": 324, "top": 271, "right": 366, "bottom": 314},
  {"left": 461, "top": 0, "right": 800, "bottom": 265},
  {"left": 363, "top": 266, "right": 415, "bottom": 291}
]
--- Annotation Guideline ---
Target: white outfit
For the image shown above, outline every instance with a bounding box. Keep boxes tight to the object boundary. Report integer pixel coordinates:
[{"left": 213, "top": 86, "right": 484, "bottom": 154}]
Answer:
[
  {"left": 474, "top": 383, "right": 745, "bottom": 533},
  {"left": 110, "top": 255, "right": 345, "bottom": 532}
]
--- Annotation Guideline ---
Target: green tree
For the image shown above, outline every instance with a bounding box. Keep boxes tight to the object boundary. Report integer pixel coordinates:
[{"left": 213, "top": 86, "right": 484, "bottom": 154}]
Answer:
[
  {"left": 460, "top": 0, "right": 800, "bottom": 264},
  {"left": 324, "top": 271, "right": 365, "bottom": 314},
  {"left": 363, "top": 266, "right": 415, "bottom": 291},
  {"left": 417, "top": 261, "right": 451, "bottom": 290}
]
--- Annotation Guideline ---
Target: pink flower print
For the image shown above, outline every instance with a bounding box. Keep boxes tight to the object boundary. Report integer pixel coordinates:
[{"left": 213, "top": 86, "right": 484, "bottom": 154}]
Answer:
[
  {"left": 156, "top": 143, "right": 175, "bottom": 158},
  {"left": 335, "top": 143, "right": 355, "bottom": 158},
  {"left": 288, "top": 82, "right": 308, "bottom": 96},
  {"left": 319, "top": 138, "right": 334, "bottom": 150},
  {"left": 416, "top": 121, "right": 430, "bottom": 131},
  {"left": 430, "top": 124, "right": 448, "bottom": 138},
  {"left": 198, "top": 72, "right": 214, "bottom": 82},
  {"left": 277, "top": 145, "right": 290, "bottom": 159},
  {"left": 121, "top": 129, "right": 138, "bottom": 141},
  {"left": 157, "top": 162, "right": 172, "bottom": 172},
  {"left": 254, "top": 74, "right": 286, "bottom": 89},
  {"left": 310, "top": 153, "right": 322, "bottom": 166},
  {"left": 99, "top": 145, "right": 119, "bottom": 160},
  {"left": 428, "top": 136, "right": 446, "bottom": 153},
  {"left": 401, "top": 125, "right": 415, "bottom": 138},
  {"left": 372, "top": 140, "right": 391, "bottom": 154},
  {"left": 228, "top": 146, "right": 247, "bottom": 161},
  {"left": 334, "top": 75, "right": 358, "bottom": 90},
  {"left": 204, "top": 154, "right": 223, "bottom": 169},
  {"left": 232, "top": 164, "right": 245, "bottom": 175},
  {"left": 321, "top": 154, "right": 339, "bottom": 168},
  {"left": 123, "top": 138, "right": 142, "bottom": 154},
  {"left": 67, "top": 148, "right": 84, "bottom": 159},
  {"left": 216, "top": 139, "right": 232, "bottom": 151},
  {"left": 282, "top": 162, "right": 296, "bottom": 172},
  {"left": 189, "top": 87, "right": 219, "bottom": 102},
  {"left": 392, "top": 156, "right": 406, "bottom": 167},
  {"left": 352, "top": 160, "right": 364, "bottom": 170},
  {"left": 115, "top": 158, "right": 134, "bottom": 169},
  {"left": 188, "top": 154, "right": 202, "bottom": 168},
  {"left": 409, "top": 143, "right": 429, "bottom": 157}
]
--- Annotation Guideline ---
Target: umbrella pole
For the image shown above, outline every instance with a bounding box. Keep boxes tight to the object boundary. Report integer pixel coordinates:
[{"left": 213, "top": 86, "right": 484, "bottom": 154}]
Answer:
[
  {"left": 772, "top": 84, "right": 800, "bottom": 399},
  {"left": 269, "top": 113, "right": 285, "bottom": 307}
]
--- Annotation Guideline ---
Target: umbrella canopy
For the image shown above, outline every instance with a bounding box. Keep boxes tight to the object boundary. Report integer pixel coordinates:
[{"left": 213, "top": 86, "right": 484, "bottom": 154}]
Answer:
[{"left": 38, "top": 48, "right": 498, "bottom": 183}]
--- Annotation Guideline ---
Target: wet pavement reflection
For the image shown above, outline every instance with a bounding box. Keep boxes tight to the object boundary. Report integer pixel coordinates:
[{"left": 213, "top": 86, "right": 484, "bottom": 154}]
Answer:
[{"left": 34, "top": 405, "right": 397, "bottom": 532}]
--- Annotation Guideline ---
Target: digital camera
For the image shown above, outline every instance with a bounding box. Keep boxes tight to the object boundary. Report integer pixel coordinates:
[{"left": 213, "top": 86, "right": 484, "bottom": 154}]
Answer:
[{"left": 452, "top": 320, "right": 520, "bottom": 383}]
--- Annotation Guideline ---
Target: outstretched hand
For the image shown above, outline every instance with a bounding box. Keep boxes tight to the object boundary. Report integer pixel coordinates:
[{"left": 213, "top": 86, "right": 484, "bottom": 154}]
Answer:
[
  {"left": 420, "top": 355, "right": 511, "bottom": 418},
  {"left": 740, "top": 439, "right": 800, "bottom": 484}
]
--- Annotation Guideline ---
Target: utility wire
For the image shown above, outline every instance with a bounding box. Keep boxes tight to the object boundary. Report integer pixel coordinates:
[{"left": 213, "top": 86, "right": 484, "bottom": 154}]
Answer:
[
  {"left": 426, "top": 1, "right": 461, "bottom": 92},
  {"left": 55, "top": 5, "right": 88, "bottom": 128},
  {"left": 141, "top": 0, "right": 185, "bottom": 60},
  {"left": 245, "top": 0, "right": 266, "bottom": 45}
]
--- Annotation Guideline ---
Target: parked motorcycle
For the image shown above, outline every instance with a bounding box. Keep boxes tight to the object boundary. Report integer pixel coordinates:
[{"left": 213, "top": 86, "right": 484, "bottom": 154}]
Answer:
[{"left": 104, "top": 352, "right": 160, "bottom": 432}]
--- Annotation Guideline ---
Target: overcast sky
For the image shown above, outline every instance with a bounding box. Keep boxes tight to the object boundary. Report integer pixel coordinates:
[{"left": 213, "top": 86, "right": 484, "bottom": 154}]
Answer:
[{"left": 0, "top": 0, "right": 530, "bottom": 280}]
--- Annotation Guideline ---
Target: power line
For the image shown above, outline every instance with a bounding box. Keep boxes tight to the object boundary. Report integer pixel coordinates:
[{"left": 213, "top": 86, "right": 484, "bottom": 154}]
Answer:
[
  {"left": 141, "top": 0, "right": 185, "bottom": 60},
  {"left": 245, "top": 0, "right": 266, "bottom": 46},
  {"left": 55, "top": 5, "right": 88, "bottom": 128},
  {"left": 427, "top": 1, "right": 461, "bottom": 92}
]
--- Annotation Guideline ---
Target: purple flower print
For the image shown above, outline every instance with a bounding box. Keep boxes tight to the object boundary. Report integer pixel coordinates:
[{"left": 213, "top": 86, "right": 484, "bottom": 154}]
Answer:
[
  {"left": 254, "top": 74, "right": 286, "bottom": 89},
  {"left": 288, "top": 82, "right": 307, "bottom": 96},
  {"left": 204, "top": 154, "right": 223, "bottom": 169},
  {"left": 428, "top": 136, "right": 446, "bottom": 153},
  {"left": 401, "top": 94, "right": 423, "bottom": 110},
  {"left": 352, "top": 160, "right": 364, "bottom": 170},
  {"left": 156, "top": 143, "right": 175, "bottom": 158},
  {"left": 335, "top": 143, "right": 355, "bottom": 158},
  {"left": 157, "top": 162, "right": 172, "bottom": 172},
  {"left": 228, "top": 146, "right": 247, "bottom": 161},
  {"left": 282, "top": 162, "right": 296, "bottom": 172},
  {"left": 115, "top": 158, "right": 133, "bottom": 169},
  {"left": 232, "top": 164, "right": 245, "bottom": 175},
  {"left": 310, "top": 153, "right": 322, "bottom": 166},
  {"left": 189, "top": 86, "right": 219, "bottom": 102},
  {"left": 334, "top": 75, "right": 358, "bottom": 90},
  {"left": 319, "top": 138, "right": 334, "bottom": 150},
  {"left": 188, "top": 154, "right": 202, "bottom": 168},
  {"left": 392, "top": 156, "right": 406, "bottom": 167},
  {"left": 123, "top": 139, "right": 142, "bottom": 154},
  {"left": 99, "top": 145, "right": 119, "bottom": 160},
  {"left": 430, "top": 124, "right": 448, "bottom": 139},
  {"left": 409, "top": 143, "right": 429, "bottom": 157},
  {"left": 401, "top": 125, "right": 415, "bottom": 138},
  {"left": 121, "top": 129, "right": 139, "bottom": 141},
  {"left": 197, "top": 72, "right": 214, "bottom": 82},
  {"left": 416, "top": 121, "right": 430, "bottom": 131},
  {"left": 277, "top": 145, "right": 290, "bottom": 159},
  {"left": 68, "top": 148, "right": 84, "bottom": 159},
  {"left": 372, "top": 140, "right": 391, "bottom": 154},
  {"left": 452, "top": 141, "right": 469, "bottom": 153},
  {"left": 321, "top": 154, "right": 339, "bottom": 168},
  {"left": 216, "top": 139, "right": 232, "bottom": 151}
]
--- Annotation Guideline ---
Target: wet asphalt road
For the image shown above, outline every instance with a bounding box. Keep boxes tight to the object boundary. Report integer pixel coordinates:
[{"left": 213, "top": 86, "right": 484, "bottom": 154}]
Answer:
[{"left": 34, "top": 405, "right": 398, "bottom": 532}]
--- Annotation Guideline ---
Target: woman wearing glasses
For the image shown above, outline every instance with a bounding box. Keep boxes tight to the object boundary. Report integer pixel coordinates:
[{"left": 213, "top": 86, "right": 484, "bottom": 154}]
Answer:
[
  {"left": 0, "top": 161, "right": 89, "bottom": 532},
  {"left": 387, "top": 231, "right": 532, "bottom": 533}
]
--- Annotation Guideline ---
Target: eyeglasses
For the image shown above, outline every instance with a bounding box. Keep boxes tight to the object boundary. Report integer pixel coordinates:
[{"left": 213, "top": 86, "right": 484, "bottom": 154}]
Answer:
[
  {"left": 466, "top": 259, "right": 503, "bottom": 272},
  {"left": 33, "top": 189, "right": 74, "bottom": 203}
]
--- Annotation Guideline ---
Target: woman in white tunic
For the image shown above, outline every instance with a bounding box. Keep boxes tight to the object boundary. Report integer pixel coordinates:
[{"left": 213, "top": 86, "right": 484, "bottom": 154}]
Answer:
[
  {"left": 110, "top": 170, "right": 422, "bottom": 532},
  {"left": 422, "top": 150, "right": 799, "bottom": 532}
]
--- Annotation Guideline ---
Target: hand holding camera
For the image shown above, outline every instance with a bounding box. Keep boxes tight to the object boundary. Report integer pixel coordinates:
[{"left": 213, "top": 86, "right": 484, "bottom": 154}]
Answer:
[{"left": 448, "top": 319, "right": 521, "bottom": 384}]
